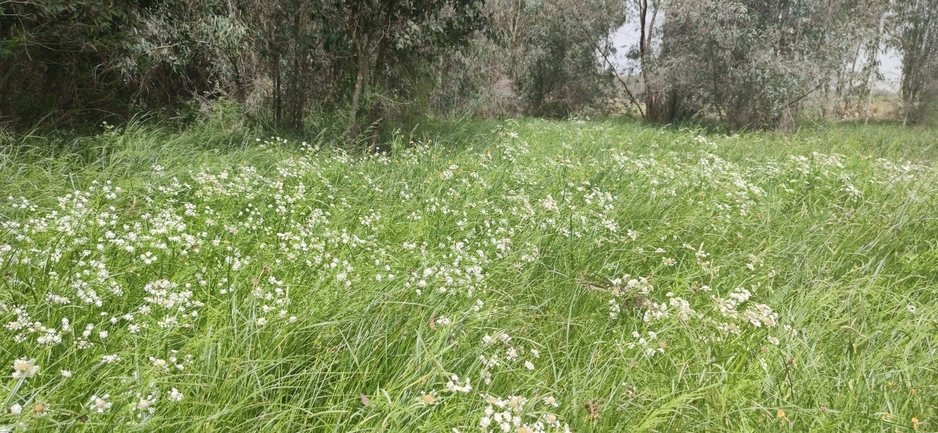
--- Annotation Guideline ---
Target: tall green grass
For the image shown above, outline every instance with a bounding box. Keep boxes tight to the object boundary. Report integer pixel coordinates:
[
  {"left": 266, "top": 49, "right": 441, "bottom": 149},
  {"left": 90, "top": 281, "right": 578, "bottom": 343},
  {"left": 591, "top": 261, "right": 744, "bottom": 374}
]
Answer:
[{"left": 1, "top": 118, "right": 936, "bottom": 432}]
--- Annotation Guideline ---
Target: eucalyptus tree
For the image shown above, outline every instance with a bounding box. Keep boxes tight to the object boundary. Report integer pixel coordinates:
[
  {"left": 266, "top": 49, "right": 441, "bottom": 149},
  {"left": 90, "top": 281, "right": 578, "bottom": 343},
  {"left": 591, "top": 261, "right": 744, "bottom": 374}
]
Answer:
[
  {"left": 625, "top": 0, "right": 885, "bottom": 129},
  {"left": 339, "top": 0, "right": 488, "bottom": 145},
  {"left": 0, "top": 0, "right": 488, "bottom": 135},
  {"left": 239, "top": 0, "right": 488, "bottom": 143},
  {"left": 439, "top": 0, "right": 626, "bottom": 119},
  {"left": 0, "top": 0, "right": 255, "bottom": 126},
  {"left": 888, "top": 0, "right": 938, "bottom": 124},
  {"left": 0, "top": 0, "right": 143, "bottom": 123}
]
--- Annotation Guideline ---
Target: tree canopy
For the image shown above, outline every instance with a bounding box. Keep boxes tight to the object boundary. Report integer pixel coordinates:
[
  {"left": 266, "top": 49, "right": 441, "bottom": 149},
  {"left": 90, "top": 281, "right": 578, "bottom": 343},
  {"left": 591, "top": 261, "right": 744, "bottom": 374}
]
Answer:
[{"left": 0, "top": 0, "right": 935, "bottom": 134}]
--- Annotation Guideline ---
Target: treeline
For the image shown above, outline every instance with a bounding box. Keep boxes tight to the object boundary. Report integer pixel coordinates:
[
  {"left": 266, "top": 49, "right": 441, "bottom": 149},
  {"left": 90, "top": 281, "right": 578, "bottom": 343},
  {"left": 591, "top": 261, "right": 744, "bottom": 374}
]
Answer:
[
  {"left": 0, "top": 0, "right": 623, "bottom": 142},
  {"left": 628, "top": 0, "right": 938, "bottom": 129},
  {"left": 1, "top": 0, "right": 936, "bottom": 138}
]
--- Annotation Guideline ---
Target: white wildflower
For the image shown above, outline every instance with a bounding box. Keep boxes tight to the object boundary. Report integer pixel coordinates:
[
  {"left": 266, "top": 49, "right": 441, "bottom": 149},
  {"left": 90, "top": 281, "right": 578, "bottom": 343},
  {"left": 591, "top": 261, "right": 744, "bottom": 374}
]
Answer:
[
  {"left": 168, "top": 388, "right": 184, "bottom": 402},
  {"left": 506, "top": 347, "right": 519, "bottom": 361},
  {"left": 11, "top": 358, "right": 39, "bottom": 379},
  {"left": 445, "top": 374, "right": 472, "bottom": 393},
  {"left": 418, "top": 390, "right": 439, "bottom": 406},
  {"left": 89, "top": 394, "right": 112, "bottom": 413}
]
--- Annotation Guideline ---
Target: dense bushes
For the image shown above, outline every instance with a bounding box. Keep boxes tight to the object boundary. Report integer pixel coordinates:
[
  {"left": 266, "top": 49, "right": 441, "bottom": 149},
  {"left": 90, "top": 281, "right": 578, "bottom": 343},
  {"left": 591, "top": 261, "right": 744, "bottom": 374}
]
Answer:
[{"left": 0, "top": 0, "right": 626, "bottom": 137}]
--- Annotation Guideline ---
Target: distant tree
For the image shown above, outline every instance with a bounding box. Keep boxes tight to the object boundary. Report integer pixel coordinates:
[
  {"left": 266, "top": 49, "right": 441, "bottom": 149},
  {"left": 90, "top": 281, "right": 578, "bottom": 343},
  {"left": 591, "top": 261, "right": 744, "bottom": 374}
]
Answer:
[
  {"left": 626, "top": 0, "right": 884, "bottom": 129},
  {"left": 339, "top": 0, "right": 488, "bottom": 146},
  {"left": 119, "top": 1, "right": 252, "bottom": 109},
  {"left": 522, "top": 0, "right": 625, "bottom": 117},
  {"left": 436, "top": 0, "right": 625, "bottom": 119},
  {"left": 0, "top": 0, "right": 489, "bottom": 135},
  {"left": 625, "top": 0, "right": 661, "bottom": 121},
  {"left": 0, "top": 0, "right": 254, "bottom": 126},
  {"left": 238, "top": 0, "right": 487, "bottom": 145},
  {"left": 832, "top": 2, "right": 888, "bottom": 123},
  {"left": 888, "top": 0, "right": 938, "bottom": 124},
  {"left": 0, "top": 0, "right": 141, "bottom": 124}
]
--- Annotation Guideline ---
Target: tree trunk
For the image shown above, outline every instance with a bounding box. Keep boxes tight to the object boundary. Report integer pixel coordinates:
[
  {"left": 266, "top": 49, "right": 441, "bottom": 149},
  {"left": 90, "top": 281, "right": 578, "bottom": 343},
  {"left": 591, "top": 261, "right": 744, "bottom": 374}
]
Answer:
[
  {"left": 366, "top": 41, "right": 388, "bottom": 153},
  {"left": 637, "top": 0, "right": 658, "bottom": 121},
  {"left": 273, "top": 50, "right": 281, "bottom": 127},
  {"left": 348, "top": 35, "right": 368, "bottom": 146}
]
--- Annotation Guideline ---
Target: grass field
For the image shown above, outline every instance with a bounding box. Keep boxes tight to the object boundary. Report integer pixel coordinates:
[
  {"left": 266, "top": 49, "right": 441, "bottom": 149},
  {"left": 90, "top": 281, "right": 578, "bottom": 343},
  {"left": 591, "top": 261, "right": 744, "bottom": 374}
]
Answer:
[{"left": 1, "top": 119, "right": 937, "bottom": 432}]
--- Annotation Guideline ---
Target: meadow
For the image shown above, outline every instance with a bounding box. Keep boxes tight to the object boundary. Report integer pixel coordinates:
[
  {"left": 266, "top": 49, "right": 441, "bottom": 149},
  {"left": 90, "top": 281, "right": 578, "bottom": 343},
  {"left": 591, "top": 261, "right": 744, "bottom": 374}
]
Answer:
[{"left": 1, "top": 118, "right": 937, "bottom": 432}]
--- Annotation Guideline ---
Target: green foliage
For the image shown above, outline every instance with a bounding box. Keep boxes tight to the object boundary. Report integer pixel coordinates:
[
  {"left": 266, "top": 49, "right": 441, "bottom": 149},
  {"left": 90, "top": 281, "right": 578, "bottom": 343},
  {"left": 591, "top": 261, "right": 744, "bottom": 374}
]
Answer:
[
  {"left": 0, "top": 1, "right": 136, "bottom": 124},
  {"left": 0, "top": 0, "right": 254, "bottom": 127},
  {"left": 638, "top": 0, "right": 887, "bottom": 129},
  {"left": 4, "top": 0, "right": 937, "bottom": 132},
  {"left": 888, "top": 0, "right": 938, "bottom": 125},
  {"left": 0, "top": 0, "right": 491, "bottom": 132},
  {"left": 236, "top": 0, "right": 492, "bottom": 134},
  {"left": 635, "top": 0, "right": 888, "bottom": 130},
  {"left": 432, "top": 0, "right": 626, "bottom": 120},
  {"left": 120, "top": 1, "right": 252, "bottom": 101},
  {"left": 518, "top": 0, "right": 623, "bottom": 118}
]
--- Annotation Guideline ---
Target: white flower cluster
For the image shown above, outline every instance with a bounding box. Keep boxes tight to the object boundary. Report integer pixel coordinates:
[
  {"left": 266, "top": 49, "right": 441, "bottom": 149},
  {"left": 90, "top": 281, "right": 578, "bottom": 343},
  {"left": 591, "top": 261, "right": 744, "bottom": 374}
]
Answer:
[
  {"left": 479, "top": 394, "right": 570, "bottom": 433},
  {"left": 607, "top": 275, "right": 654, "bottom": 320},
  {"left": 249, "top": 275, "right": 293, "bottom": 326},
  {"left": 713, "top": 287, "right": 778, "bottom": 328},
  {"left": 142, "top": 279, "right": 204, "bottom": 329},
  {"left": 11, "top": 358, "right": 40, "bottom": 379},
  {"left": 479, "top": 333, "right": 539, "bottom": 384},
  {"left": 626, "top": 331, "right": 666, "bottom": 357},
  {"left": 444, "top": 374, "right": 472, "bottom": 393}
]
